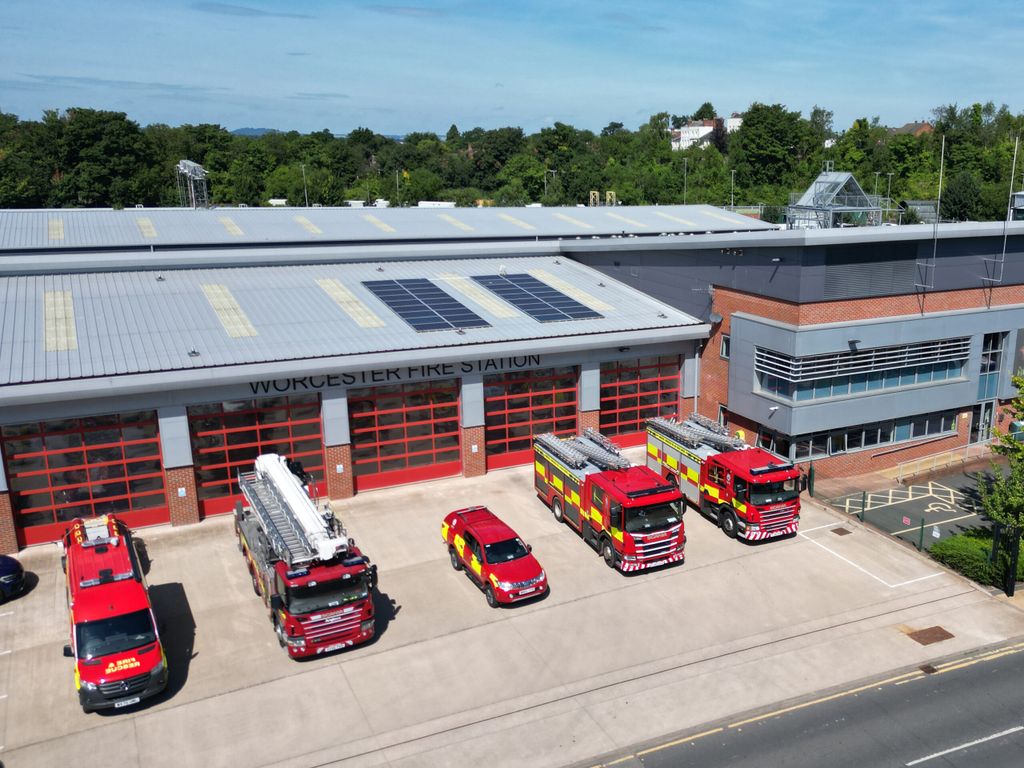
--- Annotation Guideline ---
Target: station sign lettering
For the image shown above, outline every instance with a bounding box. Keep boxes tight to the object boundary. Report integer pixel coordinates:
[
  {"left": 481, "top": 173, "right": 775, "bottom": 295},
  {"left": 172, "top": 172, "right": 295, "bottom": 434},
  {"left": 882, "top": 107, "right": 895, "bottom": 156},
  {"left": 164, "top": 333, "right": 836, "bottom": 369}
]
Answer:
[{"left": 249, "top": 354, "right": 543, "bottom": 395}]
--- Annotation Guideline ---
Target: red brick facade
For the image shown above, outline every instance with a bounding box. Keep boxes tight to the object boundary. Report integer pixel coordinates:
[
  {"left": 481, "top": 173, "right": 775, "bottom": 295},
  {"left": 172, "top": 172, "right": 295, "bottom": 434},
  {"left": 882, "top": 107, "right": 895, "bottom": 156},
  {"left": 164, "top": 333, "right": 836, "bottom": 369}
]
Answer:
[
  {"left": 578, "top": 409, "right": 600, "bottom": 432},
  {"left": 325, "top": 444, "right": 354, "bottom": 499},
  {"left": 164, "top": 467, "right": 200, "bottom": 527},
  {"left": 461, "top": 426, "right": 486, "bottom": 478},
  {"left": 0, "top": 493, "right": 17, "bottom": 554}
]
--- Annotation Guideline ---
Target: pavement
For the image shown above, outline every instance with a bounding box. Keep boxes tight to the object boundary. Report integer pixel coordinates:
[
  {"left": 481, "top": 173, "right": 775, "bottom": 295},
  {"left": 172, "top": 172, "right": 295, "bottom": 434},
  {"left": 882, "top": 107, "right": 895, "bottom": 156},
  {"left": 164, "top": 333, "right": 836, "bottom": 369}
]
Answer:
[{"left": 5, "top": 457, "right": 1024, "bottom": 768}]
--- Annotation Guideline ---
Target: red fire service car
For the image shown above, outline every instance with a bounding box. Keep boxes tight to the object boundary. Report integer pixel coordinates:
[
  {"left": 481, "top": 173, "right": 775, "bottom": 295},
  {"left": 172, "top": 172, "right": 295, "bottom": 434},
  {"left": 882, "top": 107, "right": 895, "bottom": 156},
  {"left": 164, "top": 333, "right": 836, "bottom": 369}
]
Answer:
[
  {"left": 441, "top": 506, "right": 548, "bottom": 607},
  {"left": 62, "top": 515, "right": 168, "bottom": 713}
]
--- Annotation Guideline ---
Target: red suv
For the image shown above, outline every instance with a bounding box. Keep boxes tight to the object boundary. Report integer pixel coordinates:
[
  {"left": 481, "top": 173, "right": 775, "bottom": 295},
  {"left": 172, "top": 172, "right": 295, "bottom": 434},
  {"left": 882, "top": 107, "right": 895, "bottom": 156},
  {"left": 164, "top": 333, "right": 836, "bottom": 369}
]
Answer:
[{"left": 441, "top": 506, "right": 548, "bottom": 607}]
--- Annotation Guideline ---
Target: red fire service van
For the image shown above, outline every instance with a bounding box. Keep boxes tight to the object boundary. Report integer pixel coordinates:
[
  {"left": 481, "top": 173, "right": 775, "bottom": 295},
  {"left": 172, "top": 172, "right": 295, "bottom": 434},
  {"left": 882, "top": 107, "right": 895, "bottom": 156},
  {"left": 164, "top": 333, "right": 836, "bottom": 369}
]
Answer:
[
  {"left": 646, "top": 415, "right": 801, "bottom": 541},
  {"left": 442, "top": 506, "right": 548, "bottom": 607},
  {"left": 61, "top": 515, "right": 168, "bottom": 713},
  {"left": 533, "top": 428, "right": 686, "bottom": 572},
  {"left": 236, "top": 454, "right": 377, "bottom": 658}
]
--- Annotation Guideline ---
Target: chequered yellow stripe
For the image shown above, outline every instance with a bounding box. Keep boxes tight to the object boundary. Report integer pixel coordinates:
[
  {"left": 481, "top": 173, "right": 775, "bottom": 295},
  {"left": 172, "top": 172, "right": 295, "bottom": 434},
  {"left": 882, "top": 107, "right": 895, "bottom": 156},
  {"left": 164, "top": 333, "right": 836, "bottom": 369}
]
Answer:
[
  {"left": 497, "top": 213, "right": 535, "bottom": 230},
  {"left": 44, "top": 290, "right": 77, "bottom": 352},
  {"left": 438, "top": 273, "right": 519, "bottom": 318},
  {"left": 316, "top": 279, "right": 385, "bottom": 328},
  {"left": 219, "top": 217, "right": 243, "bottom": 236},
  {"left": 527, "top": 268, "right": 614, "bottom": 312},
  {"left": 294, "top": 215, "right": 322, "bottom": 234},
  {"left": 200, "top": 284, "right": 257, "bottom": 338},
  {"left": 136, "top": 217, "right": 157, "bottom": 238}
]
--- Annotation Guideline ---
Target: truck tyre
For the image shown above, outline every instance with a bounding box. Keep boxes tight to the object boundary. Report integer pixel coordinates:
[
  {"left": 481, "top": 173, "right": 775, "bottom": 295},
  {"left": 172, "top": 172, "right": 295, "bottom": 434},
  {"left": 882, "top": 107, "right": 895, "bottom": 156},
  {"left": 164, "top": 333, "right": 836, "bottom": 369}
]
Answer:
[
  {"left": 275, "top": 619, "right": 287, "bottom": 648},
  {"left": 552, "top": 497, "right": 564, "bottom": 524},
  {"left": 250, "top": 568, "right": 261, "bottom": 596},
  {"left": 449, "top": 547, "right": 462, "bottom": 571},
  {"left": 484, "top": 586, "right": 499, "bottom": 608},
  {"left": 720, "top": 508, "right": 739, "bottom": 539},
  {"left": 667, "top": 473, "right": 679, "bottom": 487},
  {"left": 601, "top": 538, "right": 617, "bottom": 569}
]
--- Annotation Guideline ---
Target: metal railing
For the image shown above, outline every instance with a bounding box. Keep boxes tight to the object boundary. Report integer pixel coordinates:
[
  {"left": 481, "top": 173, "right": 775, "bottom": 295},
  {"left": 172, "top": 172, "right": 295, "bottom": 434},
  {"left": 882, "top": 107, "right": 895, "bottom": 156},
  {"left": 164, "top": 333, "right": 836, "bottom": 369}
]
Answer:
[{"left": 892, "top": 440, "right": 993, "bottom": 484}]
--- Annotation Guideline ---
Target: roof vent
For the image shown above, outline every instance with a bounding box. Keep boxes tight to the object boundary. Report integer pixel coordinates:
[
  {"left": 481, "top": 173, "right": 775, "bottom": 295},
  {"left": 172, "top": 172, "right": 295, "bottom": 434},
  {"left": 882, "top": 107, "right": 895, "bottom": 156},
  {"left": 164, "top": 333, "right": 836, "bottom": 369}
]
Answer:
[
  {"left": 188, "top": 347, "right": 200, "bottom": 357},
  {"left": 156, "top": 275, "right": 165, "bottom": 282}
]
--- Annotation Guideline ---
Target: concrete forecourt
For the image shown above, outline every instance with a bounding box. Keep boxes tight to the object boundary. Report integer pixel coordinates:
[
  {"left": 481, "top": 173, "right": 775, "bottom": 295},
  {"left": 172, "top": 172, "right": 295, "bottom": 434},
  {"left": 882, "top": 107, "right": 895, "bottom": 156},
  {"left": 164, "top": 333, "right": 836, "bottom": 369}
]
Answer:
[{"left": 5, "top": 458, "right": 1024, "bottom": 768}]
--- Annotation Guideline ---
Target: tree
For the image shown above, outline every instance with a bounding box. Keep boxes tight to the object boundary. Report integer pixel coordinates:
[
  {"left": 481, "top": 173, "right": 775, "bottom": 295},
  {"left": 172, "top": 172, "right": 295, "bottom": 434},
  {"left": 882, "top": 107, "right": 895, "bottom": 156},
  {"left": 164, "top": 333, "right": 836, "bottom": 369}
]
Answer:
[
  {"left": 728, "top": 103, "right": 808, "bottom": 188},
  {"left": 941, "top": 170, "right": 983, "bottom": 221},
  {"left": 693, "top": 102, "right": 716, "bottom": 121}
]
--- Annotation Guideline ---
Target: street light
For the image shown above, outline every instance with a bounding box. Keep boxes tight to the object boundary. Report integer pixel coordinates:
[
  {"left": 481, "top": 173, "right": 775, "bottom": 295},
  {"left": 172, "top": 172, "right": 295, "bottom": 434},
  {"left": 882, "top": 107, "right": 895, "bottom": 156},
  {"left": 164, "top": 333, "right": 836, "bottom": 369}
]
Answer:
[
  {"left": 544, "top": 168, "right": 557, "bottom": 198},
  {"left": 683, "top": 157, "right": 688, "bottom": 205},
  {"left": 886, "top": 172, "right": 894, "bottom": 201},
  {"left": 730, "top": 169, "right": 736, "bottom": 208},
  {"left": 301, "top": 163, "right": 309, "bottom": 207},
  {"left": 873, "top": 171, "right": 880, "bottom": 197}
]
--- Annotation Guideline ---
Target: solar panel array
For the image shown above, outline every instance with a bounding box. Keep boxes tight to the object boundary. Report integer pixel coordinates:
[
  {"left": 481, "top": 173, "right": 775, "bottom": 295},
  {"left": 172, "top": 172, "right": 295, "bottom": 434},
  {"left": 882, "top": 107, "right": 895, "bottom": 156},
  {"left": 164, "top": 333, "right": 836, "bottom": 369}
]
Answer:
[
  {"left": 363, "top": 278, "right": 491, "bottom": 332},
  {"left": 471, "top": 273, "right": 603, "bottom": 323}
]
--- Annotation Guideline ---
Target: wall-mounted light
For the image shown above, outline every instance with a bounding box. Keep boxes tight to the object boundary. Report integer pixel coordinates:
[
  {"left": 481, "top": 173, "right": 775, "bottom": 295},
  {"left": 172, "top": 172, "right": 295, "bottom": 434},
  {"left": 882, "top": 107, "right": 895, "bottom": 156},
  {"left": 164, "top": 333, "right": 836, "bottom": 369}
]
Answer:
[
  {"left": 770, "top": 257, "right": 782, "bottom": 263},
  {"left": 709, "top": 312, "right": 724, "bottom": 324},
  {"left": 768, "top": 406, "right": 779, "bottom": 412}
]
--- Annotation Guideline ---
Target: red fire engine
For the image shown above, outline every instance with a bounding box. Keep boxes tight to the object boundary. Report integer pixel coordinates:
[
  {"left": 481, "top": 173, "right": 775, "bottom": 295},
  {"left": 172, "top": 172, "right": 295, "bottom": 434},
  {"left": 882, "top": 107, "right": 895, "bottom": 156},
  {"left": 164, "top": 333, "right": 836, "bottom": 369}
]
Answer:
[
  {"left": 236, "top": 454, "right": 377, "bottom": 658},
  {"left": 646, "top": 415, "right": 801, "bottom": 541},
  {"left": 533, "top": 428, "right": 686, "bottom": 572},
  {"left": 61, "top": 515, "right": 168, "bottom": 713}
]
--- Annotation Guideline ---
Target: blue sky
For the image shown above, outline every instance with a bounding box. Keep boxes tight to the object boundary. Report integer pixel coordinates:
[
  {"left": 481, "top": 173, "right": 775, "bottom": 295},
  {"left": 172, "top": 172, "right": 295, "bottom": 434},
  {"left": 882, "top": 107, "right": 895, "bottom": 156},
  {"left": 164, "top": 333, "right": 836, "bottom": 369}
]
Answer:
[{"left": 1, "top": 0, "right": 1021, "bottom": 135}]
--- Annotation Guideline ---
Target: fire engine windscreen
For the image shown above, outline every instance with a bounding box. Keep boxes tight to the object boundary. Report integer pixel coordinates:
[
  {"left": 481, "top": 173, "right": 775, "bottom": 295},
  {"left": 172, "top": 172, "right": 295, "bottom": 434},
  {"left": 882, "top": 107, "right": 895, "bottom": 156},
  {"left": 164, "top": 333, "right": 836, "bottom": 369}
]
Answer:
[
  {"left": 286, "top": 575, "right": 368, "bottom": 615},
  {"left": 748, "top": 478, "right": 799, "bottom": 506},
  {"left": 484, "top": 538, "right": 529, "bottom": 564},
  {"left": 623, "top": 502, "right": 682, "bottom": 534},
  {"left": 76, "top": 609, "right": 157, "bottom": 659}
]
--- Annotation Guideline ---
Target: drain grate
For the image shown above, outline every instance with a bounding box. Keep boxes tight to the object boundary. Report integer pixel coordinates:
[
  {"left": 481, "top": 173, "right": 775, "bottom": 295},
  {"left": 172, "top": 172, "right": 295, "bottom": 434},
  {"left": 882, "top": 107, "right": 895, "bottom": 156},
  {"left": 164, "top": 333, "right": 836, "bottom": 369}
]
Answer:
[
  {"left": 919, "top": 664, "right": 938, "bottom": 674},
  {"left": 907, "top": 626, "right": 954, "bottom": 645},
  {"left": 831, "top": 527, "right": 852, "bottom": 536}
]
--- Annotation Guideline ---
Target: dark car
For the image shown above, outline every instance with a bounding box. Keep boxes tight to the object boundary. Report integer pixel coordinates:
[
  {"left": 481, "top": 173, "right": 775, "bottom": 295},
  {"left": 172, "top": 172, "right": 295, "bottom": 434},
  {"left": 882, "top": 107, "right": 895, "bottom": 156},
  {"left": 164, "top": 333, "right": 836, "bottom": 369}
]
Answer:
[{"left": 0, "top": 555, "right": 25, "bottom": 603}]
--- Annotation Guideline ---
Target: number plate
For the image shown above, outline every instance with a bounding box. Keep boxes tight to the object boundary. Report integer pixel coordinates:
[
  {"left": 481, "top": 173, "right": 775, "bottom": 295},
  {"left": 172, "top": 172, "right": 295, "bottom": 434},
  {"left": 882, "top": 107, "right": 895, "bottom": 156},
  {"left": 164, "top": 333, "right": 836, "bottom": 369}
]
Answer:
[
  {"left": 113, "top": 696, "right": 141, "bottom": 709},
  {"left": 517, "top": 587, "right": 536, "bottom": 596},
  {"left": 646, "top": 559, "right": 668, "bottom": 568}
]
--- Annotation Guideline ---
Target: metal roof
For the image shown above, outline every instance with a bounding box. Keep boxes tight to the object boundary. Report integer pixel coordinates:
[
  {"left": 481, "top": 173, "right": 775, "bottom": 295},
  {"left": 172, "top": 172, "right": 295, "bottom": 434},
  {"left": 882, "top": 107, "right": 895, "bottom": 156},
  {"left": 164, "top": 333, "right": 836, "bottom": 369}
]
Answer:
[
  {"left": 0, "top": 255, "right": 702, "bottom": 390},
  {"left": 0, "top": 204, "right": 774, "bottom": 252}
]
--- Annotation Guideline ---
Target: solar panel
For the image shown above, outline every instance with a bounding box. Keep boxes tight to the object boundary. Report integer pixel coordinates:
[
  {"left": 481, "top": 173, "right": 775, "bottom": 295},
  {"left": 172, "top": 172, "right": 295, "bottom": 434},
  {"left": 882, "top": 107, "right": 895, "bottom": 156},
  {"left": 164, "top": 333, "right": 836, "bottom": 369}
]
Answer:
[
  {"left": 471, "top": 273, "right": 603, "bottom": 323},
  {"left": 362, "top": 278, "right": 491, "bottom": 332}
]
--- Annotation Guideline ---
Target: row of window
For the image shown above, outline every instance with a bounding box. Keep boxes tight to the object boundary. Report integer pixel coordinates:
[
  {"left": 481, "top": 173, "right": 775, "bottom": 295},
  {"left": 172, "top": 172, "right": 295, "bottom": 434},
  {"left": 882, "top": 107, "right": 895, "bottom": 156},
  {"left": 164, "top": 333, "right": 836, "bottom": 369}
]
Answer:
[
  {"left": 758, "top": 409, "right": 960, "bottom": 462},
  {"left": 757, "top": 360, "right": 965, "bottom": 401},
  {"left": 754, "top": 337, "right": 971, "bottom": 381}
]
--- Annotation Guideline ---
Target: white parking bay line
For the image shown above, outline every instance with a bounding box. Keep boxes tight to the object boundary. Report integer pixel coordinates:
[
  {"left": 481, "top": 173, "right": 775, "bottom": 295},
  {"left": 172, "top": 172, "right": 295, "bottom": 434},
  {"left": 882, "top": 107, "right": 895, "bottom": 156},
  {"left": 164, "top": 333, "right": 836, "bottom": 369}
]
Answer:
[
  {"left": 0, "top": 612, "right": 12, "bottom": 618},
  {"left": 0, "top": 650, "right": 9, "bottom": 656},
  {"left": 801, "top": 522, "right": 846, "bottom": 533},
  {"left": 798, "top": 531, "right": 941, "bottom": 589},
  {"left": 905, "top": 725, "right": 1024, "bottom": 765}
]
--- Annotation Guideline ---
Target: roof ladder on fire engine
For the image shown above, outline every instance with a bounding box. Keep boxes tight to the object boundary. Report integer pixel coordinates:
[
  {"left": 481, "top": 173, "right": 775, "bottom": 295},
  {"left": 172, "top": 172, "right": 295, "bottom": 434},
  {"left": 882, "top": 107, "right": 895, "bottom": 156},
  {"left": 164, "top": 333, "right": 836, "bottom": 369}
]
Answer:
[
  {"left": 239, "top": 454, "right": 350, "bottom": 566},
  {"left": 649, "top": 416, "right": 747, "bottom": 452},
  {"left": 535, "top": 433, "right": 589, "bottom": 469},
  {"left": 568, "top": 431, "right": 631, "bottom": 471}
]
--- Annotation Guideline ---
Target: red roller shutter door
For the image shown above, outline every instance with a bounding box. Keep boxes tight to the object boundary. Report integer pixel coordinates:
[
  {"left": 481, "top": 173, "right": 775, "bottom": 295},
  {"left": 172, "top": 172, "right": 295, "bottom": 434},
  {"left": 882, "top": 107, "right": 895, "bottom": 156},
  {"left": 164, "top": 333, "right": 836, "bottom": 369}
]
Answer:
[
  {"left": 484, "top": 366, "right": 578, "bottom": 469},
  {"left": 187, "top": 394, "right": 326, "bottom": 517},
  {"left": 599, "top": 356, "right": 681, "bottom": 446},
  {"left": 348, "top": 379, "right": 462, "bottom": 491},
  {"left": 1, "top": 411, "right": 168, "bottom": 547}
]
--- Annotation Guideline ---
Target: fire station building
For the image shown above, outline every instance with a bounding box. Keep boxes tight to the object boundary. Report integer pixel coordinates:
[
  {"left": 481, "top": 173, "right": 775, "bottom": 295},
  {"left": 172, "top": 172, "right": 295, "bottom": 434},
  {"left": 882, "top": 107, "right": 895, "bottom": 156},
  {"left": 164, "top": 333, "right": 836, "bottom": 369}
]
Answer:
[{"left": 0, "top": 205, "right": 1020, "bottom": 551}]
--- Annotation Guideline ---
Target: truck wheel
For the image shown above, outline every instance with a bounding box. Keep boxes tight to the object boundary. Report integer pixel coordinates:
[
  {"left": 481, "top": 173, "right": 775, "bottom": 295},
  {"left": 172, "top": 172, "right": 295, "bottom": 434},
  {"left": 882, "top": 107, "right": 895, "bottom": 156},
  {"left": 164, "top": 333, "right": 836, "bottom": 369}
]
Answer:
[
  {"left": 251, "top": 569, "right": 261, "bottom": 596},
  {"left": 449, "top": 547, "right": 462, "bottom": 571},
  {"left": 720, "top": 508, "right": 739, "bottom": 539},
  {"left": 667, "top": 473, "right": 679, "bottom": 487},
  {"left": 552, "top": 497, "right": 564, "bottom": 524},
  {"left": 601, "top": 538, "right": 617, "bottom": 569},
  {"left": 484, "top": 586, "right": 499, "bottom": 608},
  {"left": 275, "top": 620, "right": 287, "bottom": 648}
]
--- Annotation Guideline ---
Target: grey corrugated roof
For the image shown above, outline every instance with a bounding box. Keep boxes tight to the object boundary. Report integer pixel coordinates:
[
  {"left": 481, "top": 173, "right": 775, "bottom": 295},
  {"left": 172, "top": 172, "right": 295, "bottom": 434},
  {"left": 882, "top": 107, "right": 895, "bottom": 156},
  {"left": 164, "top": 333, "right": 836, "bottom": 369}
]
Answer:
[
  {"left": 0, "top": 204, "right": 774, "bottom": 252},
  {"left": 0, "top": 255, "right": 701, "bottom": 387}
]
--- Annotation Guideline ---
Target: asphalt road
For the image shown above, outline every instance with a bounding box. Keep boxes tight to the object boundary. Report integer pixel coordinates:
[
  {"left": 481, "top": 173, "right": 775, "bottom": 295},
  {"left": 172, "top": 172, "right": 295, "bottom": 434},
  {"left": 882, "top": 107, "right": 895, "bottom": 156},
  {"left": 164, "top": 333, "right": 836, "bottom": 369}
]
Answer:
[{"left": 584, "top": 642, "right": 1024, "bottom": 768}]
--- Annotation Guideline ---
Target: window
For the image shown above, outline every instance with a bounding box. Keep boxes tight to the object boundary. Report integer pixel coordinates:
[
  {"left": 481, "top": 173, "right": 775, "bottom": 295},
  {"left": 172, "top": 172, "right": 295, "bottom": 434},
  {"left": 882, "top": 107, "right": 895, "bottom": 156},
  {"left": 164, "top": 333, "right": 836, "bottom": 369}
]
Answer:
[
  {"left": 789, "top": 409, "right": 959, "bottom": 461},
  {"left": 720, "top": 335, "right": 731, "bottom": 359},
  {"left": 978, "top": 332, "right": 1006, "bottom": 401},
  {"left": 591, "top": 485, "right": 606, "bottom": 512},
  {"left": 599, "top": 356, "right": 679, "bottom": 438},
  {"left": 718, "top": 404, "right": 728, "bottom": 426},
  {"left": 708, "top": 465, "right": 726, "bottom": 486}
]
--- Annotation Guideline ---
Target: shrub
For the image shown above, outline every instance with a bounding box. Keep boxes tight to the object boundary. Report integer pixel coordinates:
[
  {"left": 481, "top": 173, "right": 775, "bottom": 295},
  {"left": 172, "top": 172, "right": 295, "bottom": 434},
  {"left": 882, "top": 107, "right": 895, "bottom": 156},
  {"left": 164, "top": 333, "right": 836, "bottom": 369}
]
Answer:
[{"left": 929, "top": 530, "right": 1000, "bottom": 586}]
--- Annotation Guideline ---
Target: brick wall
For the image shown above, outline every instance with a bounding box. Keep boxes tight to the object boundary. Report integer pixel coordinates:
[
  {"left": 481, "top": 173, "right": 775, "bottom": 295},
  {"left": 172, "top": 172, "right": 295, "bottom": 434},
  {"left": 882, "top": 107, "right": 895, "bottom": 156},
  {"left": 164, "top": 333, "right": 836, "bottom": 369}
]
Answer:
[
  {"left": 0, "top": 493, "right": 17, "bottom": 554},
  {"left": 164, "top": 467, "right": 200, "bottom": 527},
  {"left": 578, "top": 409, "right": 600, "bottom": 432},
  {"left": 325, "top": 444, "right": 354, "bottom": 499},
  {"left": 462, "top": 426, "right": 486, "bottom": 478}
]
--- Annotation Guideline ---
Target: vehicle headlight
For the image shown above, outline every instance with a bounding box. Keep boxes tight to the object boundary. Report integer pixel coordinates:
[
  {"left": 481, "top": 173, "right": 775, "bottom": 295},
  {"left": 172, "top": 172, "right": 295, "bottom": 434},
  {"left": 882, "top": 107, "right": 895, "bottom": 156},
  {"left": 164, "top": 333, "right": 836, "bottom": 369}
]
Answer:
[
  {"left": 150, "top": 658, "right": 166, "bottom": 676},
  {"left": 747, "top": 523, "right": 760, "bottom": 531},
  {"left": 286, "top": 636, "right": 306, "bottom": 648},
  {"left": 83, "top": 680, "right": 98, "bottom": 691},
  {"left": 538, "top": 570, "right": 546, "bottom": 582},
  {"left": 497, "top": 581, "right": 514, "bottom": 591},
  {"left": 360, "top": 619, "right": 375, "bottom": 633}
]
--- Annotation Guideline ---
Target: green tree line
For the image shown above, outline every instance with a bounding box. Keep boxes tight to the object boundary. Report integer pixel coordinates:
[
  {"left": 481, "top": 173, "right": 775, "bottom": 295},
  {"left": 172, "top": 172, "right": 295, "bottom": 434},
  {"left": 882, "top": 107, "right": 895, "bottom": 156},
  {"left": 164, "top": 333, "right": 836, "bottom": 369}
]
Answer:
[{"left": 1, "top": 101, "right": 1020, "bottom": 221}]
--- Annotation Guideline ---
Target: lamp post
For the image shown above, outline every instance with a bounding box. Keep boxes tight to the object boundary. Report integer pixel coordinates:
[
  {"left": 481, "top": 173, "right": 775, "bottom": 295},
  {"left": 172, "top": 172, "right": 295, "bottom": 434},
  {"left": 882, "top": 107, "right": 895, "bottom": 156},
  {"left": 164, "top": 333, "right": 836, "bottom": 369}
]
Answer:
[
  {"left": 730, "top": 169, "right": 736, "bottom": 208},
  {"left": 301, "top": 163, "right": 309, "bottom": 207},
  {"left": 683, "top": 157, "right": 688, "bottom": 205},
  {"left": 873, "top": 171, "right": 880, "bottom": 197},
  {"left": 544, "top": 168, "right": 557, "bottom": 199}
]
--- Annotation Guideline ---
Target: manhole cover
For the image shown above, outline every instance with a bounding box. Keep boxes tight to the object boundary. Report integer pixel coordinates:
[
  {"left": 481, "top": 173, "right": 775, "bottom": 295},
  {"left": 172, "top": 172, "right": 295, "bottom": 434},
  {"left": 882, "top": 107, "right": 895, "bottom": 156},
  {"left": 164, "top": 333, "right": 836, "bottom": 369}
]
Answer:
[
  {"left": 907, "top": 626, "right": 954, "bottom": 645},
  {"left": 831, "top": 527, "right": 852, "bottom": 536},
  {"left": 919, "top": 664, "right": 938, "bottom": 674}
]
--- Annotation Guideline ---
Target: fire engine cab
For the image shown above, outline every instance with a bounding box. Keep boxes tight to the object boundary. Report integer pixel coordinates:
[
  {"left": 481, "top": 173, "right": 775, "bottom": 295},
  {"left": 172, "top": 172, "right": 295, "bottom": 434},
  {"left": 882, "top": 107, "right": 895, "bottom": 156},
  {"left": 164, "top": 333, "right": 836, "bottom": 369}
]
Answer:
[
  {"left": 533, "top": 428, "right": 686, "bottom": 572},
  {"left": 236, "top": 454, "right": 377, "bottom": 658},
  {"left": 61, "top": 515, "right": 168, "bottom": 713},
  {"left": 646, "top": 415, "right": 801, "bottom": 541}
]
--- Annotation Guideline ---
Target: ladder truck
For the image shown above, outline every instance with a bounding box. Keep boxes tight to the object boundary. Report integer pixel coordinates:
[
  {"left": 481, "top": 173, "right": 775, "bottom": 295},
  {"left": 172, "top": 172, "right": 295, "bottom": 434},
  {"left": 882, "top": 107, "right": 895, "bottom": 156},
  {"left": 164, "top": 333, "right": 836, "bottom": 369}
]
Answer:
[
  {"left": 533, "top": 428, "right": 686, "bottom": 572},
  {"left": 235, "top": 454, "right": 377, "bottom": 658},
  {"left": 646, "top": 414, "right": 801, "bottom": 541}
]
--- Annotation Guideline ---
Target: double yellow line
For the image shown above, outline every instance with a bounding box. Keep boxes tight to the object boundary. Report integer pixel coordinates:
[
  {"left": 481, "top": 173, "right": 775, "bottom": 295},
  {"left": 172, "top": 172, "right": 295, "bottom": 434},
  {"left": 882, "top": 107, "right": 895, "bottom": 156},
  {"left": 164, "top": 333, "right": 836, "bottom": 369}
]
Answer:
[{"left": 590, "top": 641, "right": 1024, "bottom": 766}]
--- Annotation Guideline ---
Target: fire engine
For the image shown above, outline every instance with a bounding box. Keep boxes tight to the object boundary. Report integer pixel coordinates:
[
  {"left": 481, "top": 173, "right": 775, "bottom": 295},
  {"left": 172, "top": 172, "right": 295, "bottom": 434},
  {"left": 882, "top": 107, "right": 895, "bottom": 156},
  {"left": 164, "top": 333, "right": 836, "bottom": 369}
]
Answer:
[
  {"left": 646, "top": 414, "right": 801, "bottom": 541},
  {"left": 235, "top": 454, "right": 377, "bottom": 658},
  {"left": 61, "top": 515, "right": 168, "bottom": 713},
  {"left": 533, "top": 428, "right": 686, "bottom": 572}
]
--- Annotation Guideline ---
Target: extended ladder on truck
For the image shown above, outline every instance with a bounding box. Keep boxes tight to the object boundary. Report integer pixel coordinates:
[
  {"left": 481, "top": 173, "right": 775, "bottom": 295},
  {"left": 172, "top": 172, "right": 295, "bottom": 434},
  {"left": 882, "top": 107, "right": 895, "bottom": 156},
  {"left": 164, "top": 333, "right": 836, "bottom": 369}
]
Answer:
[
  {"left": 535, "top": 428, "right": 631, "bottom": 471},
  {"left": 648, "top": 416, "right": 747, "bottom": 453},
  {"left": 238, "top": 454, "right": 349, "bottom": 567}
]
